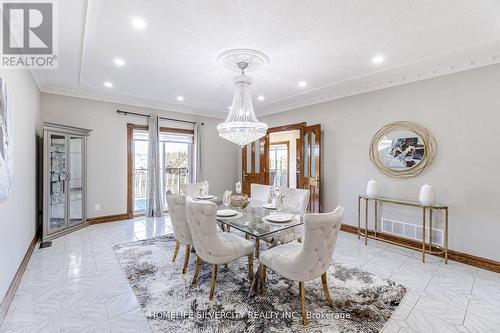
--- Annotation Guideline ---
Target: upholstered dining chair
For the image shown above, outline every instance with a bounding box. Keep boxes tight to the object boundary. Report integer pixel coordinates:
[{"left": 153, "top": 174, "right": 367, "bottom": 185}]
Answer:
[
  {"left": 185, "top": 197, "right": 255, "bottom": 300},
  {"left": 165, "top": 194, "right": 193, "bottom": 274},
  {"left": 266, "top": 187, "right": 310, "bottom": 245},
  {"left": 259, "top": 206, "right": 344, "bottom": 326},
  {"left": 181, "top": 182, "right": 205, "bottom": 196},
  {"left": 250, "top": 183, "right": 272, "bottom": 205}
]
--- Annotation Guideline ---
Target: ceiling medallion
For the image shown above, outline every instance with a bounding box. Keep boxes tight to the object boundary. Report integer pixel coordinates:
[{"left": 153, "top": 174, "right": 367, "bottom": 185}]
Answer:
[{"left": 216, "top": 49, "right": 269, "bottom": 146}]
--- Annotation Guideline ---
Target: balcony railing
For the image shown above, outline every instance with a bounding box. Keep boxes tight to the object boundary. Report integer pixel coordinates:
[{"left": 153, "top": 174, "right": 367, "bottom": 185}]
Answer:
[{"left": 134, "top": 167, "right": 190, "bottom": 211}]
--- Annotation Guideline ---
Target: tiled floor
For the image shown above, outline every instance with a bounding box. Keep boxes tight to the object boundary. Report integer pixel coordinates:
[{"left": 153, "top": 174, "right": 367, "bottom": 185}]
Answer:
[{"left": 1, "top": 216, "right": 499, "bottom": 333}]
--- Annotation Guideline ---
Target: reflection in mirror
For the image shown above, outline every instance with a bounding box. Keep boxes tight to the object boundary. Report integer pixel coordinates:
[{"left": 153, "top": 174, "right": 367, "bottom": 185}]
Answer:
[{"left": 378, "top": 133, "right": 425, "bottom": 170}]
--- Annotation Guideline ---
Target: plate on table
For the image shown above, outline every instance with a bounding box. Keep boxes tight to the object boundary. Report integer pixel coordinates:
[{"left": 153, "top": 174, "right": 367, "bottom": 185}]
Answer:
[
  {"left": 195, "top": 194, "right": 215, "bottom": 200},
  {"left": 262, "top": 203, "right": 277, "bottom": 210},
  {"left": 264, "top": 213, "right": 294, "bottom": 223},
  {"left": 217, "top": 209, "right": 238, "bottom": 217}
]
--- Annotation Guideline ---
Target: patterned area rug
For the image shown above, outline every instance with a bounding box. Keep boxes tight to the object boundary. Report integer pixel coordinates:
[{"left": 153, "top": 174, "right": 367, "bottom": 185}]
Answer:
[{"left": 113, "top": 235, "right": 406, "bottom": 332}]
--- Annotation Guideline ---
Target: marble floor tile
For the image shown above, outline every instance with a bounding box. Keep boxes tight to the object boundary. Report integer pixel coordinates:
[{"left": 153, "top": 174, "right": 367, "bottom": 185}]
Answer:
[
  {"left": 414, "top": 296, "right": 467, "bottom": 324},
  {"left": 104, "top": 291, "right": 141, "bottom": 320},
  {"left": 463, "top": 313, "right": 500, "bottom": 333},
  {"left": 2, "top": 216, "right": 499, "bottom": 333}
]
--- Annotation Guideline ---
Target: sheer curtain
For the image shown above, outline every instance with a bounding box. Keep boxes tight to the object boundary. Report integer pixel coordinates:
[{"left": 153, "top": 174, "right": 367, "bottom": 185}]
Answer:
[
  {"left": 145, "top": 115, "right": 164, "bottom": 217},
  {"left": 192, "top": 123, "right": 202, "bottom": 182}
]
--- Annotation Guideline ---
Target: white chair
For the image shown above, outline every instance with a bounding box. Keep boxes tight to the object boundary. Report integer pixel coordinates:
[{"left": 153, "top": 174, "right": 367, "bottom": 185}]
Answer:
[
  {"left": 259, "top": 206, "right": 344, "bottom": 326},
  {"left": 165, "top": 194, "right": 192, "bottom": 274},
  {"left": 181, "top": 182, "right": 205, "bottom": 196},
  {"left": 185, "top": 197, "right": 255, "bottom": 300},
  {"left": 267, "top": 187, "right": 310, "bottom": 245},
  {"left": 250, "top": 183, "right": 272, "bottom": 206}
]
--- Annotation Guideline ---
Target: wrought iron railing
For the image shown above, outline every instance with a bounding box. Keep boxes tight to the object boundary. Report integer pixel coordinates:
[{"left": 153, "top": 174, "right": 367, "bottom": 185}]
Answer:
[{"left": 134, "top": 167, "right": 190, "bottom": 211}]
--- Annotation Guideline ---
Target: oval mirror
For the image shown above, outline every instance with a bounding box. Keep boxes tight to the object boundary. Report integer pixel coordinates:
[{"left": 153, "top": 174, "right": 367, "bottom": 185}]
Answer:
[{"left": 369, "top": 122, "right": 436, "bottom": 178}]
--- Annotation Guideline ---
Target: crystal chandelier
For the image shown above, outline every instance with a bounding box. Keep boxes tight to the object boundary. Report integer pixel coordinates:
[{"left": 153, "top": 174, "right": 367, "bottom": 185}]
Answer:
[{"left": 217, "top": 50, "right": 268, "bottom": 146}]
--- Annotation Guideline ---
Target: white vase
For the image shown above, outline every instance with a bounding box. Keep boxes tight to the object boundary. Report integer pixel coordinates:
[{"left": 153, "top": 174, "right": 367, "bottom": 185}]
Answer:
[
  {"left": 419, "top": 184, "right": 436, "bottom": 206},
  {"left": 366, "top": 179, "right": 378, "bottom": 198}
]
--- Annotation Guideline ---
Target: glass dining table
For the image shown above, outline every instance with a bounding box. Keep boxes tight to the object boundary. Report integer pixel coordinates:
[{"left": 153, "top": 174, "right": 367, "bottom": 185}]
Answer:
[{"left": 215, "top": 200, "right": 304, "bottom": 258}]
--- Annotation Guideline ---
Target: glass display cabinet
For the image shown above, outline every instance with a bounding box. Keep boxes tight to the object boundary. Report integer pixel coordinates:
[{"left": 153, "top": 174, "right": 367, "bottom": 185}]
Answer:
[{"left": 43, "top": 122, "right": 91, "bottom": 241}]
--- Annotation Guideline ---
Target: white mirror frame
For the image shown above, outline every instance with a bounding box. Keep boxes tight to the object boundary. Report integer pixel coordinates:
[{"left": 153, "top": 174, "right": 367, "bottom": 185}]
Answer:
[{"left": 369, "top": 121, "right": 437, "bottom": 179}]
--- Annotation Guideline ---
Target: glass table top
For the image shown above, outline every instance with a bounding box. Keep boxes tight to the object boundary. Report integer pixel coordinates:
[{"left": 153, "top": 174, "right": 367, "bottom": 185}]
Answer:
[{"left": 215, "top": 200, "right": 303, "bottom": 239}]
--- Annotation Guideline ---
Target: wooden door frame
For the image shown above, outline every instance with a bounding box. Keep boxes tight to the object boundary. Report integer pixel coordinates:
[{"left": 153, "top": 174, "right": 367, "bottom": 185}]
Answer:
[
  {"left": 127, "top": 123, "right": 194, "bottom": 217},
  {"left": 267, "top": 122, "right": 306, "bottom": 133}
]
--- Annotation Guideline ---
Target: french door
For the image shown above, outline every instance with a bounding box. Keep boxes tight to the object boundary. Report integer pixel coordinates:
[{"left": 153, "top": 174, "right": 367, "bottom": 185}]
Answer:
[
  {"left": 298, "top": 124, "right": 321, "bottom": 212},
  {"left": 241, "top": 136, "right": 269, "bottom": 196},
  {"left": 241, "top": 123, "right": 322, "bottom": 212}
]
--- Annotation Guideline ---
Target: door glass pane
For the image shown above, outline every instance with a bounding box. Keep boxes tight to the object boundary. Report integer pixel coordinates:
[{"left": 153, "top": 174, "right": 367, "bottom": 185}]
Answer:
[
  {"left": 246, "top": 144, "right": 251, "bottom": 174},
  {"left": 311, "top": 132, "right": 316, "bottom": 178},
  {"left": 133, "top": 130, "right": 148, "bottom": 212},
  {"left": 68, "top": 137, "right": 83, "bottom": 226},
  {"left": 48, "top": 134, "right": 66, "bottom": 233},
  {"left": 161, "top": 136, "right": 191, "bottom": 203},
  {"left": 255, "top": 139, "right": 260, "bottom": 173},
  {"left": 303, "top": 133, "right": 309, "bottom": 177},
  {"left": 269, "top": 143, "right": 288, "bottom": 187}
]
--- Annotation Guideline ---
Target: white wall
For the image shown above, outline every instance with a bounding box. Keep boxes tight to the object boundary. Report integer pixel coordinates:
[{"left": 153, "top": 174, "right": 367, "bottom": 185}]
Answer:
[
  {"left": 0, "top": 70, "right": 40, "bottom": 301},
  {"left": 41, "top": 93, "right": 239, "bottom": 218},
  {"left": 269, "top": 130, "right": 300, "bottom": 188},
  {"left": 260, "top": 64, "right": 500, "bottom": 262}
]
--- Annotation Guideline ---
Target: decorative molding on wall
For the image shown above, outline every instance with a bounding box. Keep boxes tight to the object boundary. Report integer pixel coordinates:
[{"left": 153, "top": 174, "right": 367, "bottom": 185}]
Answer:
[
  {"left": 258, "top": 49, "right": 500, "bottom": 116},
  {"left": 38, "top": 84, "right": 225, "bottom": 120},
  {"left": 340, "top": 224, "right": 500, "bottom": 273},
  {"left": 0, "top": 230, "right": 39, "bottom": 324}
]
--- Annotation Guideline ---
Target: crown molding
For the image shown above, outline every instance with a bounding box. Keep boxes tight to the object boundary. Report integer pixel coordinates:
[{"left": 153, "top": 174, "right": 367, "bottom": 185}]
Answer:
[
  {"left": 39, "top": 84, "right": 226, "bottom": 119},
  {"left": 257, "top": 39, "right": 500, "bottom": 116}
]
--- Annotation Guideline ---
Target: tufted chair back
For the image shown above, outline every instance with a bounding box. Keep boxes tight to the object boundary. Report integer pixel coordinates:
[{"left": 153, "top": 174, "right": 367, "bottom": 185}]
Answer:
[
  {"left": 250, "top": 183, "right": 272, "bottom": 203},
  {"left": 181, "top": 182, "right": 206, "bottom": 196},
  {"left": 185, "top": 197, "right": 225, "bottom": 263},
  {"left": 166, "top": 194, "right": 192, "bottom": 245},
  {"left": 300, "top": 206, "right": 344, "bottom": 280},
  {"left": 281, "top": 187, "right": 310, "bottom": 213}
]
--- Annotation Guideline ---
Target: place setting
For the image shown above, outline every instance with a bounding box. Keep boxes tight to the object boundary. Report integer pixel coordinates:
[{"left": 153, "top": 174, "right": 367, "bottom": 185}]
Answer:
[
  {"left": 193, "top": 180, "right": 218, "bottom": 201},
  {"left": 216, "top": 190, "right": 243, "bottom": 219}
]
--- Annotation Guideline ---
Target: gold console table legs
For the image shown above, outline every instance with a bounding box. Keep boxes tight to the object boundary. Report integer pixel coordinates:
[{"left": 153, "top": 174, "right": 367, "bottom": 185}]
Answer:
[{"left": 357, "top": 196, "right": 448, "bottom": 264}]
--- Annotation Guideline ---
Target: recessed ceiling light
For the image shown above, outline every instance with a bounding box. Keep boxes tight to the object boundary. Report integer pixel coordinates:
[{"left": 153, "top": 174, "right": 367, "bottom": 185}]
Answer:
[
  {"left": 298, "top": 81, "right": 307, "bottom": 88},
  {"left": 176, "top": 96, "right": 184, "bottom": 101},
  {"left": 104, "top": 81, "right": 113, "bottom": 88},
  {"left": 257, "top": 95, "right": 265, "bottom": 101},
  {"left": 113, "top": 57, "right": 125, "bottom": 67},
  {"left": 132, "top": 17, "right": 146, "bottom": 30},
  {"left": 372, "top": 55, "right": 385, "bottom": 65}
]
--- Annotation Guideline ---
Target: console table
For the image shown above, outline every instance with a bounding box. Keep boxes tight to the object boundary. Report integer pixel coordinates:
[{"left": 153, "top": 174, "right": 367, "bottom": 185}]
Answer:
[{"left": 357, "top": 195, "right": 448, "bottom": 264}]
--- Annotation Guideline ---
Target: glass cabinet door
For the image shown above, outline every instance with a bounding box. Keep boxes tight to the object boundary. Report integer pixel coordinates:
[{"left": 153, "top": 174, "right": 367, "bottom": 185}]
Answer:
[
  {"left": 48, "top": 133, "right": 67, "bottom": 234},
  {"left": 68, "top": 136, "right": 84, "bottom": 226}
]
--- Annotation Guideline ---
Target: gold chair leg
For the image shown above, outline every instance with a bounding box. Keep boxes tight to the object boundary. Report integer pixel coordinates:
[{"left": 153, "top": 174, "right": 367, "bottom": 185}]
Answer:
[
  {"left": 209, "top": 264, "right": 218, "bottom": 300},
  {"left": 260, "top": 265, "right": 267, "bottom": 295},
  {"left": 227, "top": 226, "right": 231, "bottom": 233},
  {"left": 191, "top": 255, "right": 202, "bottom": 285},
  {"left": 255, "top": 238, "right": 260, "bottom": 258},
  {"left": 321, "top": 273, "right": 333, "bottom": 306},
  {"left": 299, "top": 281, "right": 308, "bottom": 326},
  {"left": 182, "top": 244, "right": 191, "bottom": 274},
  {"left": 172, "top": 240, "right": 180, "bottom": 262},
  {"left": 248, "top": 254, "right": 254, "bottom": 282}
]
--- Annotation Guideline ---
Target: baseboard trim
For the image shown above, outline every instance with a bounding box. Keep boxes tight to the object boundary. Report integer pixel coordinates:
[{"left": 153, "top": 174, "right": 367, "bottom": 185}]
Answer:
[
  {"left": 0, "top": 230, "right": 39, "bottom": 324},
  {"left": 340, "top": 224, "right": 500, "bottom": 273},
  {"left": 87, "top": 213, "right": 132, "bottom": 225}
]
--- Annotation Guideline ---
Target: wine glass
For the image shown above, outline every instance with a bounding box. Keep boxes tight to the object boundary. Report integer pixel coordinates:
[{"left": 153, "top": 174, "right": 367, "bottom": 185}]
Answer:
[{"left": 223, "top": 190, "right": 232, "bottom": 209}]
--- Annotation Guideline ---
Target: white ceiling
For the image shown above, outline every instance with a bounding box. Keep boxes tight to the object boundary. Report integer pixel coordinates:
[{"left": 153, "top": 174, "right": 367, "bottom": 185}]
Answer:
[{"left": 34, "top": 0, "right": 500, "bottom": 118}]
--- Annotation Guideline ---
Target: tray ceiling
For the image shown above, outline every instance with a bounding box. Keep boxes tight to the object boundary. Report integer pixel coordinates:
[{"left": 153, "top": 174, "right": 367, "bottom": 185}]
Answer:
[{"left": 33, "top": 0, "right": 500, "bottom": 118}]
